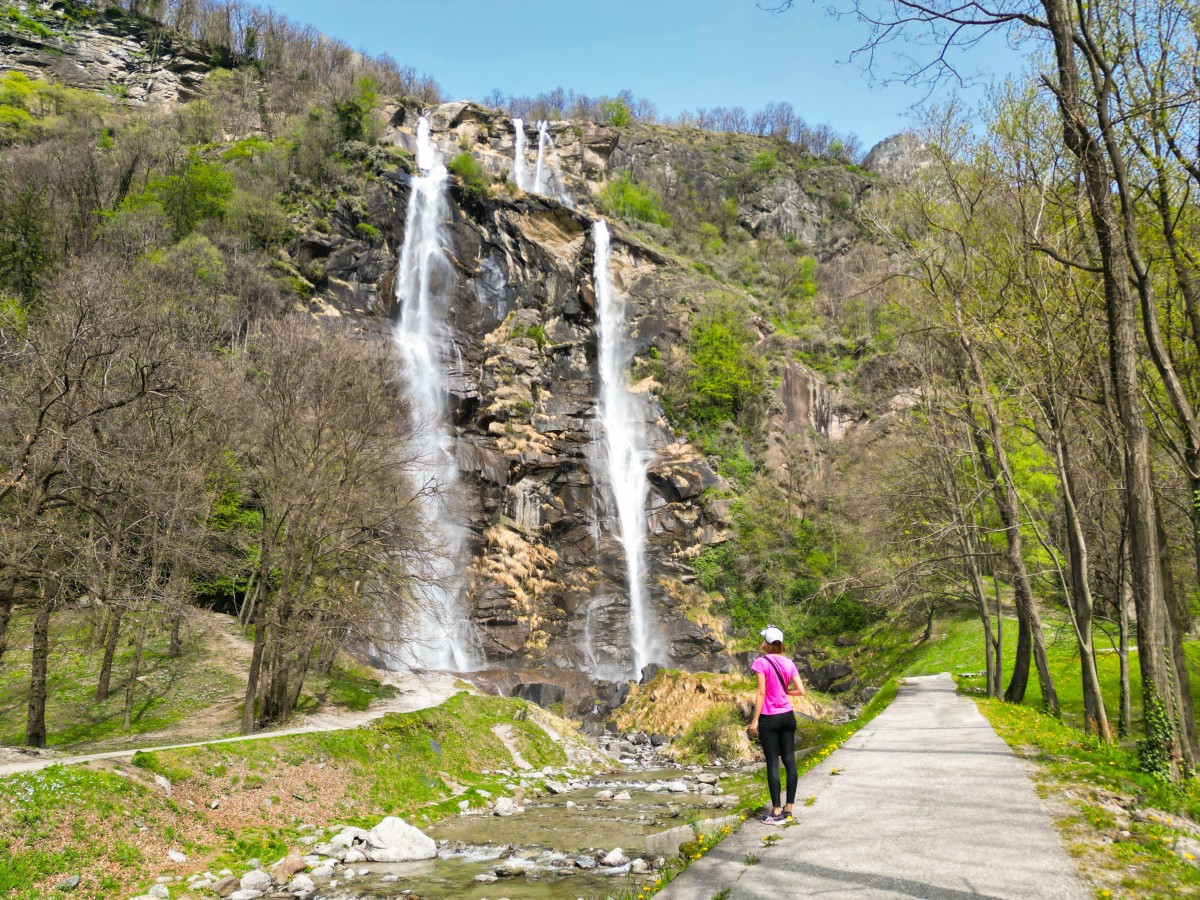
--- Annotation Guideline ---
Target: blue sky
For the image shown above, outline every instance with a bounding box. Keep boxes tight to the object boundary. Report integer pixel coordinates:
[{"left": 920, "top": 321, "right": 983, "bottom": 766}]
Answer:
[{"left": 276, "top": 0, "right": 1025, "bottom": 149}]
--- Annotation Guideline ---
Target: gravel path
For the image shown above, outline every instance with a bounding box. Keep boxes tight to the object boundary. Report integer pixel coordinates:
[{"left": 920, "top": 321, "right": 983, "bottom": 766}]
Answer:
[
  {"left": 660, "top": 673, "right": 1088, "bottom": 900},
  {"left": 0, "top": 669, "right": 461, "bottom": 777}
]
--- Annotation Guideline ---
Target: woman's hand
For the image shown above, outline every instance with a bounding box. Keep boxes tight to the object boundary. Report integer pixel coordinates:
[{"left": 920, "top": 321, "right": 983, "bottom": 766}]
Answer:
[{"left": 747, "top": 720, "right": 759, "bottom": 739}]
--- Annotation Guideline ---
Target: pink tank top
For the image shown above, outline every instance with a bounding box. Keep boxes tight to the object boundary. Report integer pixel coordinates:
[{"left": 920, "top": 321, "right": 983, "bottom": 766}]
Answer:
[{"left": 752, "top": 654, "right": 799, "bottom": 715}]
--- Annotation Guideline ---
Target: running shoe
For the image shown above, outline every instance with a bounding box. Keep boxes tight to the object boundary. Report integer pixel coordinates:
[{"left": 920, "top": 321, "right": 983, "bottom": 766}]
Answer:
[{"left": 761, "top": 812, "right": 787, "bottom": 825}]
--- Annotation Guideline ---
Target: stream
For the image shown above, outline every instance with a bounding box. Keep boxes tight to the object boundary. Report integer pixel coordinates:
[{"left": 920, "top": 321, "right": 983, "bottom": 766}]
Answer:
[{"left": 310, "top": 768, "right": 747, "bottom": 900}]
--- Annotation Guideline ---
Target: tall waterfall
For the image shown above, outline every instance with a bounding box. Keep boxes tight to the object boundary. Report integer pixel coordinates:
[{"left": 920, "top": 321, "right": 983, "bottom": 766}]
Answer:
[
  {"left": 533, "top": 120, "right": 548, "bottom": 195},
  {"left": 392, "top": 117, "right": 481, "bottom": 672},
  {"left": 593, "top": 220, "right": 659, "bottom": 676},
  {"left": 512, "top": 118, "right": 527, "bottom": 191}
]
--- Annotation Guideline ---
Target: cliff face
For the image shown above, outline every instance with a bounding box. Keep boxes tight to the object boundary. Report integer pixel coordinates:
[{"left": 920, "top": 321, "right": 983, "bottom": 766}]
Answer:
[
  {"left": 2, "top": 0, "right": 895, "bottom": 676},
  {"left": 0, "top": 4, "right": 210, "bottom": 104},
  {"left": 309, "top": 160, "right": 733, "bottom": 675},
  {"left": 301, "top": 103, "right": 889, "bottom": 676}
]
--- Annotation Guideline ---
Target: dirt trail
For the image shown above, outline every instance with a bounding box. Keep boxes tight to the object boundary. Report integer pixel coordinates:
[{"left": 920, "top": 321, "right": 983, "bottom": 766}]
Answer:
[{"left": 0, "top": 669, "right": 461, "bottom": 777}]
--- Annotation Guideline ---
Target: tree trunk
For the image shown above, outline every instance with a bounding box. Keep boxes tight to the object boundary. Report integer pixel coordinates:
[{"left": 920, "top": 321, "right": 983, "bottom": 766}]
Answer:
[
  {"left": 1041, "top": 0, "right": 1188, "bottom": 772},
  {"left": 122, "top": 616, "right": 146, "bottom": 731},
  {"left": 1119, "top": 547, "right": 1133, "bottom": 738},
  {"left": 168, "top": 614, "right": 182, "bottom": 658},
  {"left": 0, "top": 576, "right": 14, "bottom": 666},
  {"left": 1045, "top": 404, "right": 1109, "bottom": 737},
  {"left": 993, "top": 569, "right": 1004, "bottom": 699},
  {"left": 25, "top": 596, "right": 51, "bottom": 748},
  {"left": 95, "top": 608, "right": 123, "bottom": 702},
  {"left": 242, "top": 598, "right": 266, "bottom": 735},
  {"left": 1158, "top": 506, "right": 1200, "bottom": 761},
  {"left": 963, "top": 391, "right": 1057, "bottom": 711}
]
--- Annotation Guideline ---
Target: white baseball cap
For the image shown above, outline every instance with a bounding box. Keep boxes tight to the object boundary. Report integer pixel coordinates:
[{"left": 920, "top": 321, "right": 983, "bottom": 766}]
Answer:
[{"left": 760, "top": 625, "right": 784, "bottom": 644}]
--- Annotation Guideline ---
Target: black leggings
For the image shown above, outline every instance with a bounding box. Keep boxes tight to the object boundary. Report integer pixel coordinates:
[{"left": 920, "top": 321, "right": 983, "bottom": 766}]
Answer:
[{"left": 758, "top": 710, "right": 798, "bottom": 809}]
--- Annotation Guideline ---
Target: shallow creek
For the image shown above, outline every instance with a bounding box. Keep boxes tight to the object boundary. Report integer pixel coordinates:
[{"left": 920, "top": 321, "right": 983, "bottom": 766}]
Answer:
[{"left": 322, "top": 769, "right": 745, "bottom": 900}]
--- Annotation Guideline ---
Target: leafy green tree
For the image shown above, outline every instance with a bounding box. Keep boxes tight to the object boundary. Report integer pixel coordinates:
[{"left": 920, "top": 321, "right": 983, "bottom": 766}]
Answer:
[
  {"left": 124, "top": 151, "right": 234, "bottom": 241},
  {"left": 687, "top": 298, "right": 767, "bottom": 424},
  {"left": 598, "top": 173, "right": 671, "bottom": 226},
  {"left": 601, "top": 96, "right": 632, "bottom": 127}
]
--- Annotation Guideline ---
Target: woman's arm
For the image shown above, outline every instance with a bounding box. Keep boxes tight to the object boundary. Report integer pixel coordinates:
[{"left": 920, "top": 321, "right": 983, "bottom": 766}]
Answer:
[
  {"left": 748, "top": 671, "right": 766, "bottom": 737},
  {"left": 787, "top": 674, "right": 806, "bottom": 697}
]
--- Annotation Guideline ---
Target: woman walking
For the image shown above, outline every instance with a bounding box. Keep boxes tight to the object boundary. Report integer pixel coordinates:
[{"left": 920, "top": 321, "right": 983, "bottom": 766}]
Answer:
[{"left": 747, "top": 625, "right": 805, "bottom": 824}]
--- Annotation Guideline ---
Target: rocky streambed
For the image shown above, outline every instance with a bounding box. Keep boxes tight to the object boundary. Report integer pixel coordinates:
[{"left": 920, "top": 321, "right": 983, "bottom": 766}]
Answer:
[{"left": 156, "top": 764, "right": 750, "bottom": 900}]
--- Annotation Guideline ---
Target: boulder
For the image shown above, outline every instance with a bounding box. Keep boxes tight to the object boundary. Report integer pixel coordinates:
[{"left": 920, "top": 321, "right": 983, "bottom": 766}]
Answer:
[
  {"left": 363, "top": 816, "right": 437, "bottom": 862},
  {"left": 828, "top": 675, "right": 860, "bottom": 695},
  {"left": 492, "top": 796, "right": 520, "bottom": 817},
  {"left": 329, "top": 826, "right": 370, "bottom": 848},
  {"left": 640, "top": 663, "right": 664, "bottom": 684},
  {"left": 239, "top": 871, "right": 272, "bottom": 893},
  {"left": 227, "top": 892, "right": 263, "bottom": 900},
  {"left": 512, "top": 682, "right": 566, "bottom": 709},
  {"left": 273, "top": 855, "right": 306, "bottom": 882},
  {"left": 495, "top": 859, "right": 529, "bottom": 877},
  {"left": 54, "top": 876, "right": 81, "bottom": 892},
  {"left": 602, "top": 847, "right": 630, "bottom": 867},
  {"left": 287, "top": 874, "right": 316, "bottom": 893},
  {"left": 210, "top": 876, "right": 240, "bottom": 897},
  {"left": 809, "top": 662, "right": 854, "bottom": 692}
]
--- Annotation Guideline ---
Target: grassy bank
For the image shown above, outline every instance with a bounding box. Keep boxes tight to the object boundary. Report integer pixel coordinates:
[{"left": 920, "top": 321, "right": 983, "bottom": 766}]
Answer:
[
  {"left": 0, "top": 693, "right": 568, "bottom": 899},
  {"left": 982, "top": 700, "right": 1200, "bottom": 898},
  {"left": 0, "top": 609, "right": 395, "bottom": 751}
]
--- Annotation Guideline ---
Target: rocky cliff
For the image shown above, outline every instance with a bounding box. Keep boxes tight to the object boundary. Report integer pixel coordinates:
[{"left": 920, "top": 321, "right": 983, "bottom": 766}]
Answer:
[
  {"left": 298, "top": 102, "right": 896, "bottom": 681},
  {"left": 2, "top": 3, "right": 910, "bottom": 686}
]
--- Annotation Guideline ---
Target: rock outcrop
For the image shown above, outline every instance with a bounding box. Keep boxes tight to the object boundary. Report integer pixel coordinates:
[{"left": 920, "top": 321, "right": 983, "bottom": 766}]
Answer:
[
  {"left": 294, "top": 101, "right": 887, "bottom": 678},
  {"left": 0, "top": 5, "right": 210, "bottom": 105}
]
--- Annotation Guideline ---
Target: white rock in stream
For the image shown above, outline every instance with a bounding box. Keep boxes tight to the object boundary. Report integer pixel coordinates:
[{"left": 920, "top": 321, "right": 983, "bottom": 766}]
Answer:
[
  {"left": 239, "top": 870, "right": 272, "bottom": 892},
  {"left": 602, "top": 848, "right": 630, "bottom": 867},
  {"left": 613, "top": 790, "right": 631, "bottom": 801},
  {"left": 492, "top": 796, "right": 522, "bottom": 817},
  {"left": 364, "top": 816, "right": 437, "bottom": 862}
]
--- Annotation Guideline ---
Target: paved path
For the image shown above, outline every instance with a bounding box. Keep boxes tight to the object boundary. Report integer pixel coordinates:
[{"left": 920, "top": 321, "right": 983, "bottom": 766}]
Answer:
[
  {"left": 0, "top": 670, "right": 461, "bottom": 777},
  {"left": 661, "top": 674, "right": 1087, "bottom": 900}
]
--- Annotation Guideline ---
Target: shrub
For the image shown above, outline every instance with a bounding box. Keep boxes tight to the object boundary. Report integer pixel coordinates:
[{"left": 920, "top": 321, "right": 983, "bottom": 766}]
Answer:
[
  {"left": 448, "top": 152, "right": 491, "bottom": 203},
  {"left": 749, "top": 148, "right": 781, "bottom": 176},
  {"left": 598, "top": 173, "right": 671, "bottom": 226},
  {"left": 677, "top": 702, "right": 745, "bottom": 762}
]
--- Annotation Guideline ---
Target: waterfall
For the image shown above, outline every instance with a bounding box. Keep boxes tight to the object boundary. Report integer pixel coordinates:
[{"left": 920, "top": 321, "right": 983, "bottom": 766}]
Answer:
[
  {"left": 592, "top": 220, "right": 660, "bottom": 676},
  {"left": 391, "top": 117, "right": 481, "bottom": 672},
  {"left": 512, "top": 118, "right": 527, "bottom": 191},
  {"left": 533, "top": 120, "right": 548, "bottom": 195}
]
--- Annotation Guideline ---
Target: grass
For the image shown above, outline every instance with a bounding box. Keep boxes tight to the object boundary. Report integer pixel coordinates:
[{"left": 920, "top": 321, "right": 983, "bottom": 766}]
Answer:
[
  {"left": 0, "top": 609, "right": 243, "bottom": 749},
  {"left": 0, "top": 608, "right": 397, "bottom": 750},
  {"left": 880, "top": 604, "right": 1200, "bottom": 734},
  {"left": 0, "top": 692, "right": 569, "bottom": 899},
  {"left": 981, "top": 700, "right": 1200, "bottom": 898}
]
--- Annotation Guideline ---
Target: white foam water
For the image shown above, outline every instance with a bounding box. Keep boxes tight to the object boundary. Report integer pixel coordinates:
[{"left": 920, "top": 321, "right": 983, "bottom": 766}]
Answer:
[
  {"left": 391, "top": 117, "right": 482, "bottom": 671},
  {"left": 592, "top": 220, "right": 660, "bottom": 676}
]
